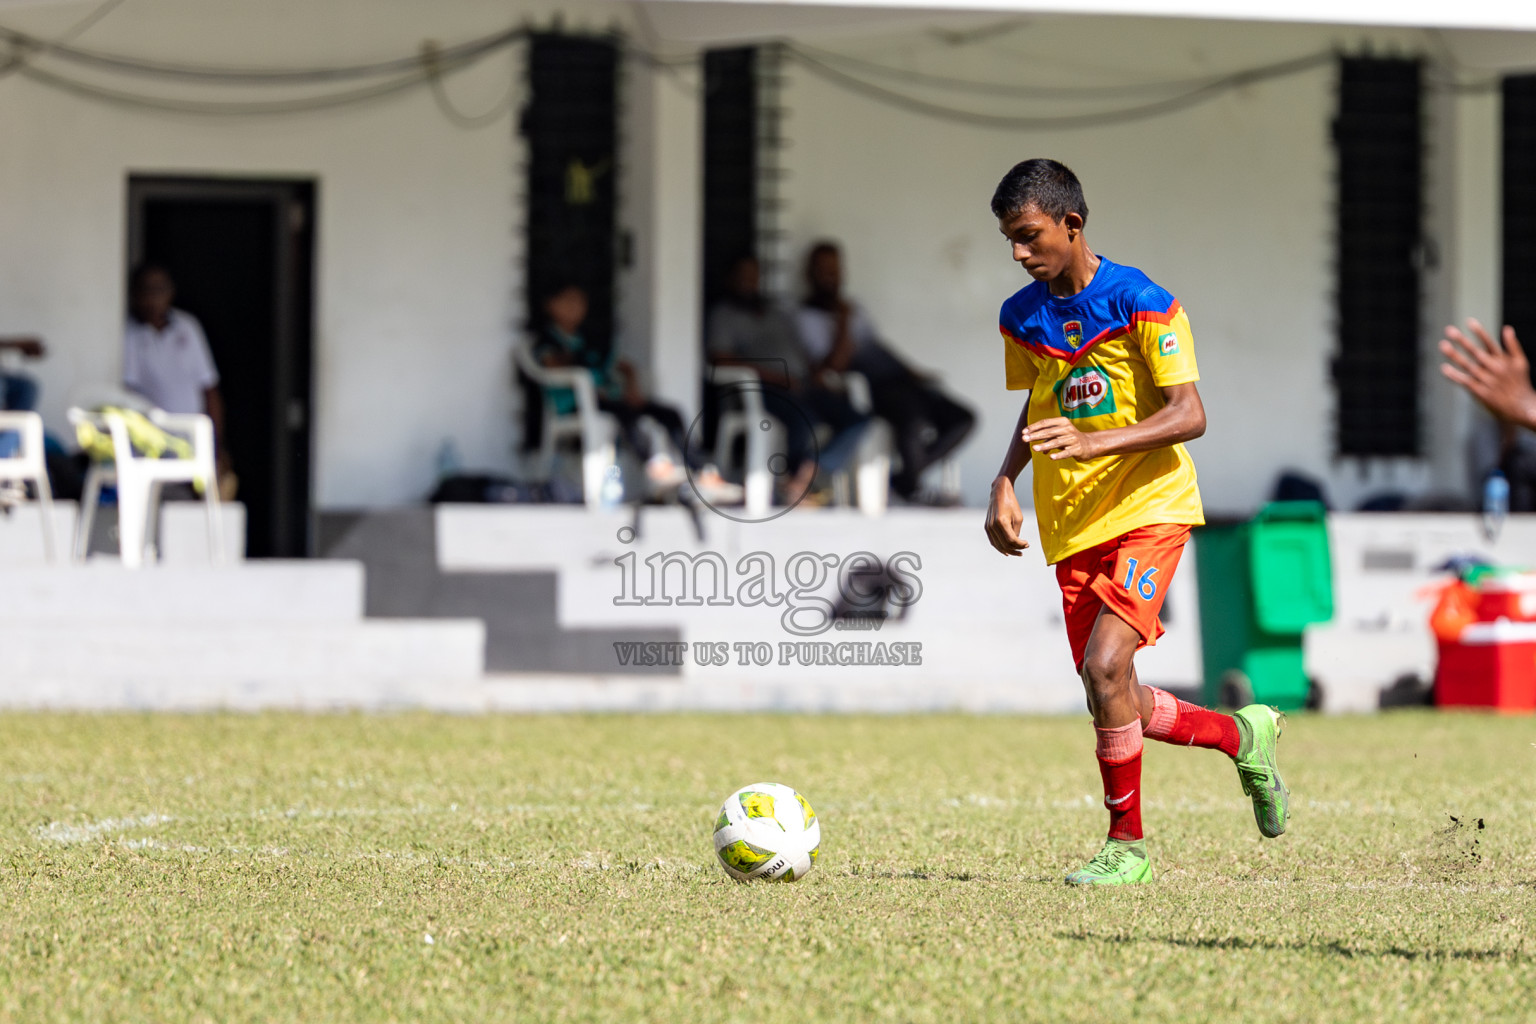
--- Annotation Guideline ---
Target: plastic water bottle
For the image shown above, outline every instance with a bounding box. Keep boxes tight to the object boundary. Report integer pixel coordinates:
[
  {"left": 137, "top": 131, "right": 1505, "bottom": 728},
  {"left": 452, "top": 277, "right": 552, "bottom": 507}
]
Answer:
[
  {"left": 1483, "top": 470, "right": 1509, "bottom": 543},
  {"left": 435, "top": 439, "right": 460, "bottom": 481},
  {"left": 600, "top": 463, "right": 624, "bottom": 510}
]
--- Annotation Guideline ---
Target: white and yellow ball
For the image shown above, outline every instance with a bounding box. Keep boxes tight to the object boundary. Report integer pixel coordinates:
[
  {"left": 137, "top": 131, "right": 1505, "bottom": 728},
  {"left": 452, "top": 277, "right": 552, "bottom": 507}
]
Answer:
[{"left": 712, "top": 782, "right": 820, "bottom": 882}]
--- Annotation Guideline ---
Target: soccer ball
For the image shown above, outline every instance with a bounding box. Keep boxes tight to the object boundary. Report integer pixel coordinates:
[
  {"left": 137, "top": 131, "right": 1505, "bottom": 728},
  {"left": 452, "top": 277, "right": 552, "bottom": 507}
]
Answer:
[{"left": 713, "top": 782, "right": 821, "bottom": 882}]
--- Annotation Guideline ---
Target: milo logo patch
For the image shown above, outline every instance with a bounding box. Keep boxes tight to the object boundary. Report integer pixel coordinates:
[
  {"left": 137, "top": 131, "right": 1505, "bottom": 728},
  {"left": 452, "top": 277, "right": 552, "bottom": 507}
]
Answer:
[{"left": 1053, "top": 366, "right": 1117, "bottom": 420}]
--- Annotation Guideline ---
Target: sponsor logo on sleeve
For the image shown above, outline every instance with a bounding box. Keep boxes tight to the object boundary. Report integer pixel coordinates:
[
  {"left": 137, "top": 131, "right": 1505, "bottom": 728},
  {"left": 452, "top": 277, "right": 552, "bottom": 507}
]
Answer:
[
  {"left": 1053, "top": 365, "right": 1117, "bottom": 420},
  {"left": 1158, "top": 332, "right": 1179, "bottom": 356},
  {"left": 1062, "top": 320, "right": 1083, "bottom": 349}
]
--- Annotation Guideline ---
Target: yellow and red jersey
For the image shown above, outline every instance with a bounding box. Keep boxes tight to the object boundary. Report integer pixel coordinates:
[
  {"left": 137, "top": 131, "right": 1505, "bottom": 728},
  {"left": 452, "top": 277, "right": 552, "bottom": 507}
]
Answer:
[{"left": 999, "top": 257, "right": 1204, "bottom": 564}]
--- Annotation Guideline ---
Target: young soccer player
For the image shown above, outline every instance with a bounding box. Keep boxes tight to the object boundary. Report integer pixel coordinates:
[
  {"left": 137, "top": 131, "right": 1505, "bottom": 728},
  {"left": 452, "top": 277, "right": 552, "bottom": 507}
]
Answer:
[{"left": 982, "top": 159, "right": 1289, "bottom": 885}]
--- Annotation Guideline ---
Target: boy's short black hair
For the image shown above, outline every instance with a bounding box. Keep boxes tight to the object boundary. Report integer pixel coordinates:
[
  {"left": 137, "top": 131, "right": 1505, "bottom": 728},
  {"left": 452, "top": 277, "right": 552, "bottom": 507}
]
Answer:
[
  {"left": 541, "top": 280, "right": 584, "bottom": 304},
  {"left": 990, "top": 159, "right": 1088, "bottom": 225}
]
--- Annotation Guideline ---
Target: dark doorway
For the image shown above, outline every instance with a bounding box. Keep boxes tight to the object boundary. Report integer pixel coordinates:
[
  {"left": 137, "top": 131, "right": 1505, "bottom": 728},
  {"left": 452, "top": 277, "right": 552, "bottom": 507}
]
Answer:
[{"left": 127, "top": 176, "right": 316, "bottom": 558}]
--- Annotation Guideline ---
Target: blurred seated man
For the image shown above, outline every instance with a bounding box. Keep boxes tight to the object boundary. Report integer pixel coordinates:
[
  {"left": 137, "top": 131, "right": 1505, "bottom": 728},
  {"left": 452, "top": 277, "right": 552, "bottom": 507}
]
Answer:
[
  {"left": 796, "top": 241, "right": 976, "bottom": 502},
  {"left": 123, "top": 264, "right": 230, "bottom": 481},
  {"left": 534, "top": 282, "right": 711, "bottom": 486},
  {"left": 0, "top": 334, "right": 44, "bottom": 461},
  {"left": 0, "top": 334, "right": 44, "bottom": 413},
  {"left": 706, "top": 254, "right": 869, "bottom": 504}
]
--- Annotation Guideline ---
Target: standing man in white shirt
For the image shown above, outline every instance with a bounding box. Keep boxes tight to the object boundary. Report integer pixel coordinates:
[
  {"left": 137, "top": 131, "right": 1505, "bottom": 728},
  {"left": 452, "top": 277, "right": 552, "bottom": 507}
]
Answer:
[{"left": 123, "top": 264, "right": 229, "bottom": 475}]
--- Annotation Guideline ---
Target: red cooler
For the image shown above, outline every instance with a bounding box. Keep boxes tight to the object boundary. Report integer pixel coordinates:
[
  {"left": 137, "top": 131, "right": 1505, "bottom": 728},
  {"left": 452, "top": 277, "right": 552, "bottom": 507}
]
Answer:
[
  {"left": 1474, "top": 574, "right": 1536, "bottom": 622},
  {"left": 1436, "top": 620, "right": 1536, "bottom": 712}
]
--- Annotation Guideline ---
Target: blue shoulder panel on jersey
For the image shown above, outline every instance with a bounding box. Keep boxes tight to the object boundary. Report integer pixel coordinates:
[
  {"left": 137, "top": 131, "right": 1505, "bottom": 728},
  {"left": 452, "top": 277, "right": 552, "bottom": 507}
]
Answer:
[{"left": 998, "top": 258, "right": 1181, "bottom": 366}]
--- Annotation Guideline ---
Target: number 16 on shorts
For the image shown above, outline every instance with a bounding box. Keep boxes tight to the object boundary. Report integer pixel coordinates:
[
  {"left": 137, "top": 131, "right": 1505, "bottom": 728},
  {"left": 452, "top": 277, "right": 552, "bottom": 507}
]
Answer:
[{"left": 1124, "top": 558, "right": 1158, "bottom": 600}]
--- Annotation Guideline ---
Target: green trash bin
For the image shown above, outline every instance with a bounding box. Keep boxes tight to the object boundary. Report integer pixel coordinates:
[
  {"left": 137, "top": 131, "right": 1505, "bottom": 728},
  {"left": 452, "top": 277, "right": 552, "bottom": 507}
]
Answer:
[{"left": 1193, "top": 501, "right": 1334, "bottom": 711}]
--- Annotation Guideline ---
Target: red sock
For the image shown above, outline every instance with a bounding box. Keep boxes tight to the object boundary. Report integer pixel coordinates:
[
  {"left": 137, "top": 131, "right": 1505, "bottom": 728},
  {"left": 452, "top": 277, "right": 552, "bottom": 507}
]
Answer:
[
  {"left": 1095, "top": 721, "right": 1143, "bottom": 841},
  {"left": 1143, "top": 687, "right": 1240, "bottom": 756}
]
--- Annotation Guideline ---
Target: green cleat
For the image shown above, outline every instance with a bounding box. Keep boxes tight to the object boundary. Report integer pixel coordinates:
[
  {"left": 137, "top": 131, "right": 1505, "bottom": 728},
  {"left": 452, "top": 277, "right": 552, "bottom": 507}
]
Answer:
[
  {"left": 1064, "top": 837, "right": 1152, "bottom": 886},
  {"left": 1233, "top": 704, "right": 1290, "bottom": 838}
]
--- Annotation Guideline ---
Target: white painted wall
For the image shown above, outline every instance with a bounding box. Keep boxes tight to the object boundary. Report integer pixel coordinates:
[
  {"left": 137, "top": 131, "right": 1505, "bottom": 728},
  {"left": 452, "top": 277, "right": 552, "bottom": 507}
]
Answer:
[
  {"left": 3, "top": 2, "right": 1535, "bottom": 516},
  {"left": 772, "top": 16, "right": 1536, "bottom": 513},
  {"left": 0, "top": 0, "right": 651, "bottom": 509},
  {"left": 617, "top": 55, "right": 705, "bottom": 417}
]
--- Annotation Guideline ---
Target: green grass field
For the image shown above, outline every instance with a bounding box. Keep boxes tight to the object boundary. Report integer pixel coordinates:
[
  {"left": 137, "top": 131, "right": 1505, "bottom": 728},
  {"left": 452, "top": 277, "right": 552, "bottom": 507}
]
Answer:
[{"left": 1, "top": 711, "right": 1533, "bottom": 1023}]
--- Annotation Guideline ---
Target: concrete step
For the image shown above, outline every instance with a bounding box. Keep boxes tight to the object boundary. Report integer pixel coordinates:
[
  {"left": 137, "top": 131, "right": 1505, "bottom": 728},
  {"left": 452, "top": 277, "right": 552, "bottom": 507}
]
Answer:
[
  {"left": 435, "top": 504, "right": 982, "bottom": 572},
  {"left": 0, "top": 561, "right": 364, "bottom": 623},
  {"left": 430, "top": 504, "right": 1202, "bottom": 692},
  {"left": 156, "top": 502, "right": 248, "bottom": 564},
  {"left": 0, "top": 619, "right": 484, "bottom": 699},
  {"left": 2, "top": 670, "right": 488, "bottom": 712},
  {"left": 481, "top": 671, "right": 1090, "bottom": 714},
  {"left": 0, "top": 500, "right": 248, "bottom": 564},
  {"left": 324, "top": 508, "right": 681, "bottom": 674},
  {"left": 0, "top": 500, "right": 76, "bottom": 564}
]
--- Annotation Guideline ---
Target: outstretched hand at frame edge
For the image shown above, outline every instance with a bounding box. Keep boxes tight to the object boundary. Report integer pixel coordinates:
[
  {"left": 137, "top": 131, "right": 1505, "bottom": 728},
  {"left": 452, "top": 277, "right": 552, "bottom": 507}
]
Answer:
[{"left": 1439, "top": 318, "right": 1536, "bottom": 431}]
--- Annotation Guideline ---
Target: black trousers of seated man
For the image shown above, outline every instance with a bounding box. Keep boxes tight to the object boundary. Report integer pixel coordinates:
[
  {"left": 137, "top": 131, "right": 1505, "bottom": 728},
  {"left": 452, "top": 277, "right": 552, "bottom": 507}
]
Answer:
[
  {"left": 760, "top": 385, "right": 871, "bottom": 478},
  {"left": 597, "top": 397, "right": 703, "bottom": 470},
  {"left": 865, "top": 373, "right": 976, "bottom": 499}
]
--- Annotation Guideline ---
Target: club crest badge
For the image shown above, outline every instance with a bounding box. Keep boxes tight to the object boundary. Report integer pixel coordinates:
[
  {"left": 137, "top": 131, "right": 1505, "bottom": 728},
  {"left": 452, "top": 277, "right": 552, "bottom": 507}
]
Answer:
[{"left": 1062, "top": 320, "right": 1084, "bottom": 349}]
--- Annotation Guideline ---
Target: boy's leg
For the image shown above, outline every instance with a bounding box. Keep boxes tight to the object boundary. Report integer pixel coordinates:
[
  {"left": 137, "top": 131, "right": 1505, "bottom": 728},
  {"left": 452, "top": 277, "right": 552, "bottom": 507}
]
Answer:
[
  {"left": 1065, "top": 608, "right": 1153, "bottom": 886},
  {"left": 1082, "top": 525, "right": 1243, "bottom": 759},
  {"left": 1134, "top": 679, "right": 1291, "bottom": 839},
  {"left": 1063, "top": 524, "right": 1290, "bottom": 864},
  {"left": 1139, "top": 675, "right": 1240, "bottom": 756}
]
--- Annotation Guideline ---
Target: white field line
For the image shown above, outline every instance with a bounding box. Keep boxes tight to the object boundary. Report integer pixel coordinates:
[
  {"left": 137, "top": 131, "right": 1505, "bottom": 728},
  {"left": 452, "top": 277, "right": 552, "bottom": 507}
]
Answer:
[
  {"left": 35, "top": 814, "right": 173, "bottom": 844},
  {"left": 31, "top": 803, "right": 642, "bottom": 872},
  {"left": 32, "top": 801, "right": 659, "bottom": 846},
  {"left": 30, "top": 795, "right": 1466, "bottom": 848},
  {"left": 35, "top": 814, "right": 522, "bottom": 870}
]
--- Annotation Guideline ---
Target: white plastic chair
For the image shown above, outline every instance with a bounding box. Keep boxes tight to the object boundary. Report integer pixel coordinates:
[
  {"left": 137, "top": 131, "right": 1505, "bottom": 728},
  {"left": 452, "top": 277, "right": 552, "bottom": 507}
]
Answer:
[
  {"left": 835, "top": 371, "right": 892, "bottom": 517},
  {"left": 0, "top": 411, "right": 58, "bottom": 561},
  {"left": 711, "top": 366, "right": 777, "bottom": 518},
  {"left": 712, "top": 367, "right": 890, "bottom": 517},
  {"left": 937, "top": 456, "right": 962, "bottom": 503},
  {"left": 68, "top": 406, "right": 223, "bottom": 567},
  {"left": 514, "top": 342, "right": 619, "bottom": 510}
]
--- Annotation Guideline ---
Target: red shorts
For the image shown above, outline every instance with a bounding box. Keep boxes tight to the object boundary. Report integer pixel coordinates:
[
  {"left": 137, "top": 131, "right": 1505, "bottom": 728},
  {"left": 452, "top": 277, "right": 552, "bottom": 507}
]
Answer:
[{"left": 1055, "top": 523, "right": 1191, "bottom": 672}]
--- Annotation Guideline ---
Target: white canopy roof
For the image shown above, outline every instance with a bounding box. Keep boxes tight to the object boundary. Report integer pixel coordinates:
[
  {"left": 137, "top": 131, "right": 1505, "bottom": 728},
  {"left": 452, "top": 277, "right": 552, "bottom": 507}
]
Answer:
[{"left": 643, "top": 0, "right": 1536, "bottom": 36}]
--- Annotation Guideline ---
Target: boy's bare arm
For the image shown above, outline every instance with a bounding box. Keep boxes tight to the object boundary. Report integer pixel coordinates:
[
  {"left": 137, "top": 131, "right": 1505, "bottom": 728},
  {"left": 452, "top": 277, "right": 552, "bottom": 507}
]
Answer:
[
  {"left": 985, "top": 400, "right": 1033, "bottom": 556},
  {"left": 1024, "top": 382, "right": 1205, "bottom": 461}
]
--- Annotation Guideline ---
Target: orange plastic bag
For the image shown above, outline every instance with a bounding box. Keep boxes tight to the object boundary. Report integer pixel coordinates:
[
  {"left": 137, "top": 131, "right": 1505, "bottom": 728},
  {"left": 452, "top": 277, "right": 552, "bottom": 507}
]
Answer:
[{"left": 1428, "top": 579, "right": 1479, "bottom": 642}]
